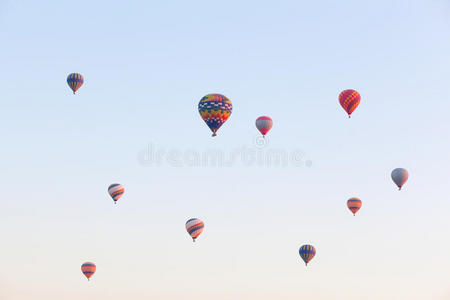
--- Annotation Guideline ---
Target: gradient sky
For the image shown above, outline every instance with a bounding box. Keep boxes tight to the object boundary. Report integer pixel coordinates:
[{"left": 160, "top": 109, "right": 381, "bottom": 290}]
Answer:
[{"left": 1, "top": 0, "right": 450, "bottom": 299}]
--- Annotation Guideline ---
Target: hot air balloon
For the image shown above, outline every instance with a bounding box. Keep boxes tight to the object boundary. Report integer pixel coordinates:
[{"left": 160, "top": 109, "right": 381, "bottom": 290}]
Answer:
[
  {"left": 391, "top": 168, "right": 409, "bottom": 190},
  {"left": 347, "top": 197, "right": 362, "bottom": 216},
  {"left": 255, "top": 116, "right": 273, "bottom": 138},
  {"left": 186, "top": 218, "right": 204, "bottom": 242},
  {"left": 339, "top": 89, "right": 360, "bottom": 118},
  {"left": 67, "top": 73, "right": 84, "bottom": 94},
  {"left": 198, "top": 94, "right": 232, "bottom": 137},
  {"left": 108, "top": 183, "right": 124, "bottom": 204},
  {"left": 81, "top": 262, "right": 96, "bottom": 281},
  {"left": 299, "top": 245, "right": 316, "bottom": 266}
]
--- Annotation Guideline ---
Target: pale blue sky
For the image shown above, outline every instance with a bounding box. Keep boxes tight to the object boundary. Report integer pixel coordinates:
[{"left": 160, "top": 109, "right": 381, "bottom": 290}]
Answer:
[{"left": 1, "top": 0, "right": 450, "bottom": 299}]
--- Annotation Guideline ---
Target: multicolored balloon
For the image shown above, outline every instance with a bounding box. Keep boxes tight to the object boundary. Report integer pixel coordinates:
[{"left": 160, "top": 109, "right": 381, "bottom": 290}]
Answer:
[
  {"left": 339, "top": 89, "right": 360, "bottom": 118},
  {"left": 299, "top": 245, "right": 316, "bottom": 266},
  {"left": 347, "top": 197, "right": 362, "bottom": 216},
  {"left": 108, "top": 183, "right": 124, "bottom": 204},
  {"left": 186, "top": 218, "right": 204, "bottom": 242},
  {"left": 81, "top": 262, "right": 96, "bottom": 281},
  {"left": 67, "top": 73, "right": 84, "bottom": 94},
  {"left": 198, "top": 94, "right": 232, "bottom": 137},
  {"left": 391, "top": 168, "right": 409, "bottom": 190},
  {"left": 255, "top": 116, "right": 273, "bottom": 138}
]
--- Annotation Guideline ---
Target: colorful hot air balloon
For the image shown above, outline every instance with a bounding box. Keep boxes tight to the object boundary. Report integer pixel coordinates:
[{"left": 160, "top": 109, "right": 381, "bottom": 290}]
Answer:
[
  {"left": 347, "top": 197, "right": 362, "bottom": 216},
  {"left": 186, "top": 218, "right": 204, "bottom": 242},
  {"left": 198, "top": 94, "right": 232, "bottom": 137},
  {"left": 299, "top": 245, "right": 316, "bottom": 266},
  {"left": 108, "top": 183, "right": 124, "bottom": 204},
  {"left": 339, "top": 89, "right": 360, "bottom": 118},
  {"left": 391, "top": 168, "right": 409, "bottom": 190},
  {"left": 255, "top": 116, "right": 273, "bottom": 138},
  {"left": 81, "top": 262, "right": 96, "bottom": 281},
  {"left": 67, "top": 73, "right": 84, "bottom": 94}
]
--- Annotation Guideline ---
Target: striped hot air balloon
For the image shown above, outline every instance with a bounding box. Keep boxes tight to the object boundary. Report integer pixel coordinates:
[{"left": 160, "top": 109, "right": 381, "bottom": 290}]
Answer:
[
  {"left": 108, "top": 183, "right": 124, "bottom": 204},
  {"left": 67, "top": 73, "right": 84, "bottom": 94},
  {"left": 391, "top": 168, "right": 409, "bottom": 190},
  {"left": 347, "top": 197, "right": 362, "bottom": 216},
  {"left": 81, "top": 262, "right": 96, "bottom": 281},
  {"left": 186, "top": 218, "right": 204, "bottom": 242},
  {"left": 299, "top": 245, "right": 316, "bottom": 266},
  {"left": 339, "top": 89, "right": 360, "bottom": 118},
  {"left": 198, "top": 94, "right": 232, "bottom": 137},
  {"left": 255, "top": 116, "right": 273, "bottom": 138}
]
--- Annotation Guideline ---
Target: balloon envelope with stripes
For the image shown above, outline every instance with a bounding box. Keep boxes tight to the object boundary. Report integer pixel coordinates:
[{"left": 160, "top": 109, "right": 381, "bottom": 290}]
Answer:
[
  {"left": 347, "top": 197, "right": 362, "bottom": 216},
  {"left": 255, "top": 116, "right": 273, "bottom": 137},
  {"left": 339, "top": 89, "right": 360, "bottom": 118},
  {"left": 81, "top": 262, "right": 96, "bottom": 281},
  {"left": 67, "top": 73, "right": 84, "bottom": 94},
  {"left": 299, "top": 244, "right": 316, "bottom": 266},
  {"left": 186, "top": 218, "right": 204, "bottom": 242},
  {"left": 108, "top": 183, "right": 124, "bottom": 204}
]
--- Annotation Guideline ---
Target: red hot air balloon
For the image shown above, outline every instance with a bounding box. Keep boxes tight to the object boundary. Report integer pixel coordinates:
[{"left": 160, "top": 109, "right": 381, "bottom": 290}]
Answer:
[
  {"left": 81, "top": 262, "right": 96, "bottom": 281},
  {"left": 339, "top": 89, "right": 361, "bottom": 118},
  {"left": 347, "top": 197, "right": 362, "bottom": 216},
  {"left": 255, "top": 116, "right": 273, "bottom": 138}
]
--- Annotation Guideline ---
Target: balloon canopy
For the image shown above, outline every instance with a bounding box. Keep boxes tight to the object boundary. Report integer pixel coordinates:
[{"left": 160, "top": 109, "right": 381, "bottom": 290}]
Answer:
[
  {"left": 67, "top": 73, "right": 84, "bottom": 94},
  {"left": 339, "top": 89, "right": 360, "bottom": 118},
  {"left": 299, "top": 244, "right": 316, "bottom": 266},
  {"left": 347, "top": 197, "right": 362, "bottom": 216},
  {"left": 81, "top": 262, "right": 96, "bottom": 281},
  {"left": 186, "top": 218, "right": 204, "bottom": 242},
  {"left": 108, "top": 183, "right": 125, "bottom": 204},
  {"left": 198, "top": 94, "right": 232, "bottom": 136},
  {"left": 255, "top": 116, "right": 273, "bottom": 137},
  {"left": 391, "top": 168, "right": 409, "bottom": 190}
]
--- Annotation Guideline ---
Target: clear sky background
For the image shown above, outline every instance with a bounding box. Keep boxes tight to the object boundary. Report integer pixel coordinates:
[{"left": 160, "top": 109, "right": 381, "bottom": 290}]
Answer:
[{"left": 1, "top": 0, "right": 450, "bottom": 299}]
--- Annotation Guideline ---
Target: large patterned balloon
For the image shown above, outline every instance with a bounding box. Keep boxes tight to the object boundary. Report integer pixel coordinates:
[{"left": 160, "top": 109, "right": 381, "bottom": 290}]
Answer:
[
  {"left": 198, "top": 94, "right": 232, "bottom": 136},
  {"left": 255, "top": 116, "right": 273, "bottom": 137},
  {"left": 67, "top": 73, "right": 84, "bottom": 94},
  {"left": 108, "top": 183, "right": 124, "bottom": 204},
  {"left": 81, "top": 262, "right": 96, "bottom": 281},
  {"left": 299, "top": 244, "right": 316, "bottom": 266},
  {"left": 347, "top": 197, "right": 362, "bottom": 216},
  {"left": 186, "top": 218, "right": 204, "bottom": 242},
  {"left": 339, "top": 89, "right": 360, "bottom": 118}
]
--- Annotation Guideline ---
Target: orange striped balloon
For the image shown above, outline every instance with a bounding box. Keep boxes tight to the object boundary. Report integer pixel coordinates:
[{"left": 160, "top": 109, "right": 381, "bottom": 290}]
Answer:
[
  {"left": 81, "top": 262, "right": 96, "bottom": 281},
  {"left": 347, "top": 197, "right": 362, "bottom": 216},
  {"left": 339, "top": 89, "right": 361, "bottom": 118}
]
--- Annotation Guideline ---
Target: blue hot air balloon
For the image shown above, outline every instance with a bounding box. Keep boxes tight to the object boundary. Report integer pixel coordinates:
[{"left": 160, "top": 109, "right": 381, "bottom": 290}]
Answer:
[
  {"left": 299, "top": 244, "right": 316, "bottom": 266},
  {"left": 67, "top": 73, "right": 84, "bottom": 94}
]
